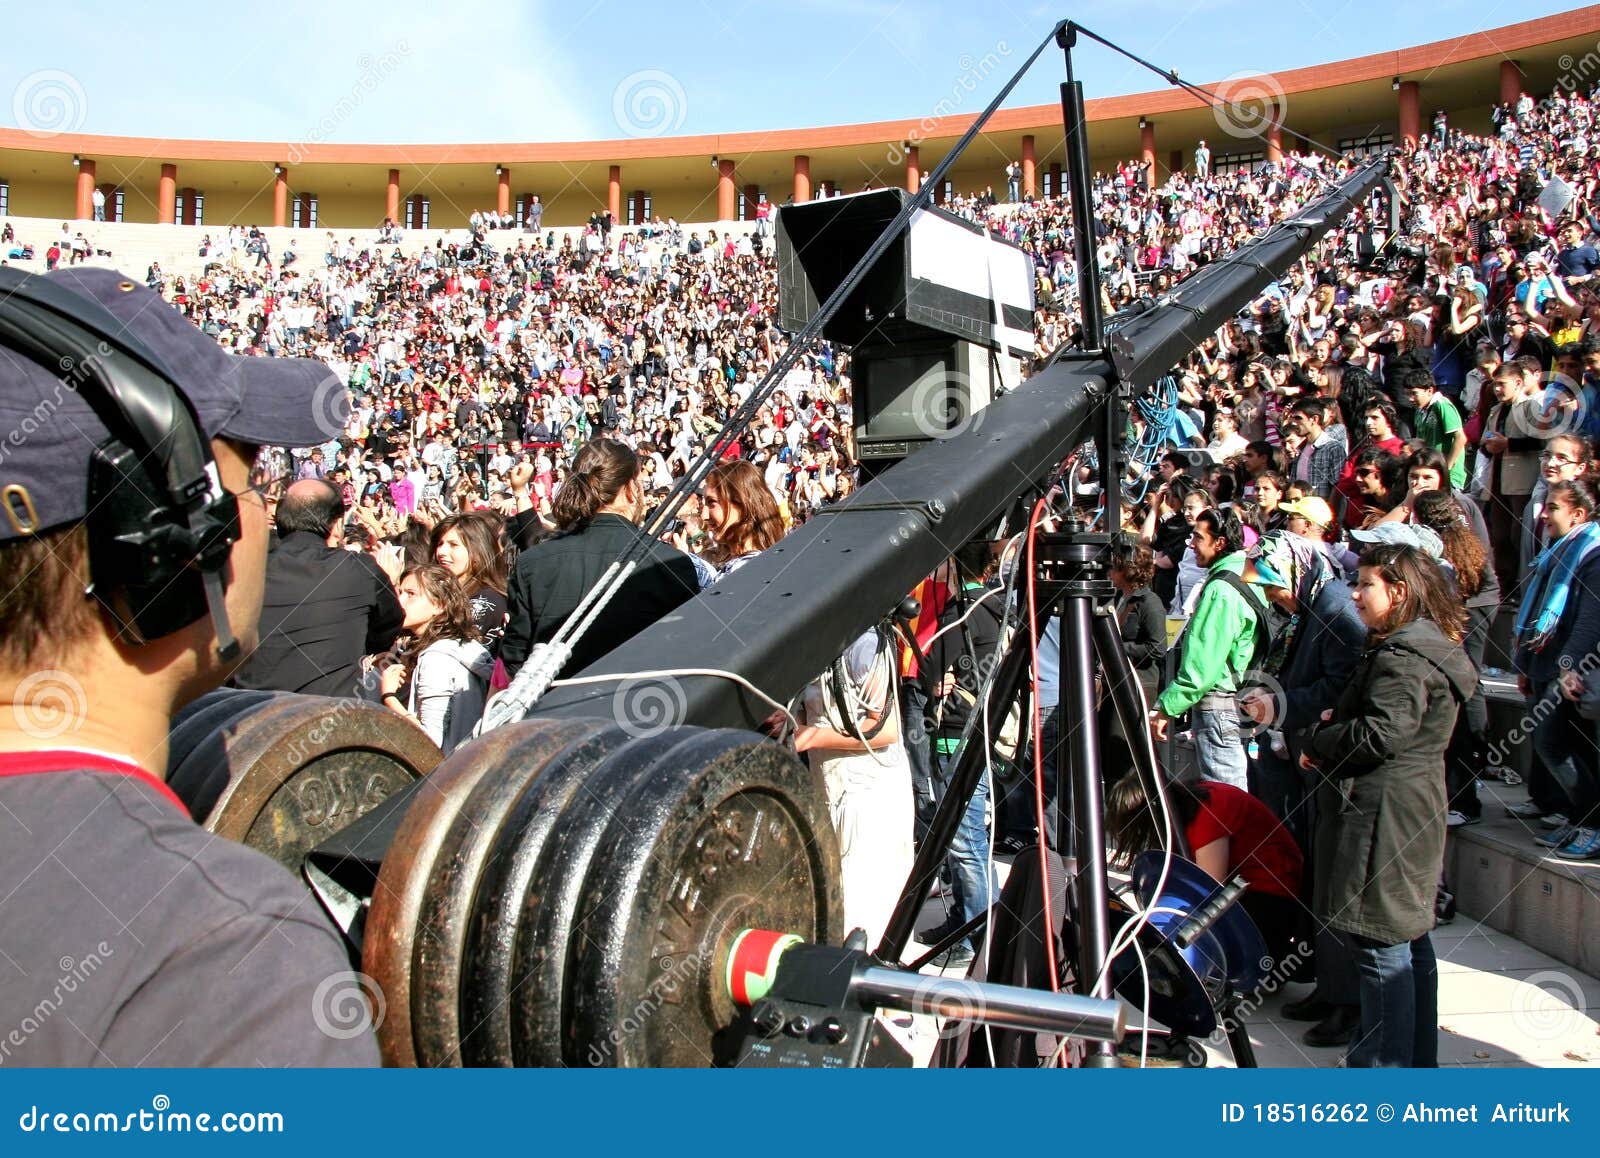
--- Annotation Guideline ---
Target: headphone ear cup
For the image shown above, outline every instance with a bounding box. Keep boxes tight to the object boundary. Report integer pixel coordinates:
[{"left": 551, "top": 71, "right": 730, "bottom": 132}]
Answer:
[{"left": 86, "top": 439, "right": 209, "bottom": 644}]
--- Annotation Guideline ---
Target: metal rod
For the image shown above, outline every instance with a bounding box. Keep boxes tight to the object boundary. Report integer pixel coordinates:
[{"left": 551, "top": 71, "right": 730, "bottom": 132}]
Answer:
[
  {"left": 1058, "top": 29, "right": 1103, "bottom": 353},
  {"left": 875, "top": 633, "right": 1037, "bottom": 963},
  {"left": 1056, "top": 566, "right": 1118, "bottom": 1066},
  {"left": 855, "top": 965, "right": 1127, "bottom": 1044}
]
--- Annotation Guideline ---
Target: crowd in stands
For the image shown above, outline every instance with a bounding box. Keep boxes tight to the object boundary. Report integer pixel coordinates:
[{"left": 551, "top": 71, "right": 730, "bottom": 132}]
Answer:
[{"left": 19, "top": 77, "right": 1599, "bottom": 1068}]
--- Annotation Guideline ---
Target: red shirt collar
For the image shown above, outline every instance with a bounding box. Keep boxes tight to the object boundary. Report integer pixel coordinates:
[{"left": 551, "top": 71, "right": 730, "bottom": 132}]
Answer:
[{"left": 0, "top": 750, "right": 188, "bottom": 815}]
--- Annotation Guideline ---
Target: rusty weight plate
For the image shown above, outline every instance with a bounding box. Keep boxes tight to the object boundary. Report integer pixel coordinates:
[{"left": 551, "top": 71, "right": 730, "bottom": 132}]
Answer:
[
  {"left": 364, "top": 724, "right": 517, "bottom": 1068},
  {"left": 456, "top": 724, "right": 647, "bottom": 1067},
  {"left": 406, "top": 717, "right": 603, "bottom": 1069},
  {"left": 194, "top": 696, "right": 441, "bottom": 873},
  {"left": 566, "top": 730, "right": 842, "bottom": 1067},
  {"left": 165, "top": 690, "right": 285, "bottom": 819},
  {"left": 506, "top": 727, "right": 707, "bottom": 1068}
]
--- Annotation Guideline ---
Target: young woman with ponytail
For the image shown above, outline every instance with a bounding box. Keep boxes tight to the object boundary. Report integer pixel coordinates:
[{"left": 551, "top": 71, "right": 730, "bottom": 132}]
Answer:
[{"left": 500, "top": 438, "right": 704, "bottom": 680}]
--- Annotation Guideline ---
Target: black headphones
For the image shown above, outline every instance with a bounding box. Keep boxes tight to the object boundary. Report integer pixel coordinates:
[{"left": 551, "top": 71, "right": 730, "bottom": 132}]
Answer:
[{"left": 0, "top": 268, "right": 242, "bottom": 658}]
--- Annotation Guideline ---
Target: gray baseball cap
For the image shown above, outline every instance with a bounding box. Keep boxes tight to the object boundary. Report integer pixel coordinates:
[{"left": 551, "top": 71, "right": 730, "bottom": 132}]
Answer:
[{"left": 0, "top": 267, "right": 348, "bottom": 539}]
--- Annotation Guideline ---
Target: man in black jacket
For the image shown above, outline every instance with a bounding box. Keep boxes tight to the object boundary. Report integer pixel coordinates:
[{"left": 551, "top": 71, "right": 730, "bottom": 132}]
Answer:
[
  {"left": 502, "top": 438, "right": 701, "bottom": 680},
  {"left": 234, "top": 479, "right": 403, "bottom": 696}
]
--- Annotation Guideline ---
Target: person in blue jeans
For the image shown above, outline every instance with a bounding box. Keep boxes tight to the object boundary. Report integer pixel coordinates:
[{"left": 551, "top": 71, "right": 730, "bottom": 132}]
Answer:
[
  {"left": 920, "top": 541, "right": 1005, "bottom": 964},
  {"left": 1302, "top": 544, "right": 1475, "bottom": 1066},
  {"left": 1150, "top": 508, "right": 1267, "bottom": 790}
]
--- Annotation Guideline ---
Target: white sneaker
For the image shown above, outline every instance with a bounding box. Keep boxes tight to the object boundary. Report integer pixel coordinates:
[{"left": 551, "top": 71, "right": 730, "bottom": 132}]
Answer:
[
  {"left": 1540, "top": 812, "right": 1572, "bottom": 829},
  {"left": 1446, "top": 811, "right": 1478, "bottom": 828}
]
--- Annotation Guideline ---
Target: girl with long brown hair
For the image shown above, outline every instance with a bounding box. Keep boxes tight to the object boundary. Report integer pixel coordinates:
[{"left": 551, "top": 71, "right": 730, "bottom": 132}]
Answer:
[
  {"left": 702, "top": 460, "right": 784, "bottom": 573},
  {"left": 432, "top": 511, "right": 510, "bottom": 650},
  {"left": 376, "top": 564, "right": 494, "bottom": 754}
]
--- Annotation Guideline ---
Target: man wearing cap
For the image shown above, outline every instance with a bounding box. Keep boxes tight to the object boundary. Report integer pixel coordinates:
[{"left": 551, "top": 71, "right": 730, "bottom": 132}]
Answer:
[
  {"left": 1150, "top": 508, "right": 1269, "bottom": 790},
  {"left": 0, "top": 268, "right": 376, "bottom": 1065}
]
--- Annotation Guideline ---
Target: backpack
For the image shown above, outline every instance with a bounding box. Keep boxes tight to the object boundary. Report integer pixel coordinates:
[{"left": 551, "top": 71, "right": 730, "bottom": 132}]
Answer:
[{"left": 1170, "top": 569, "right": 1271, "bottom": 704}]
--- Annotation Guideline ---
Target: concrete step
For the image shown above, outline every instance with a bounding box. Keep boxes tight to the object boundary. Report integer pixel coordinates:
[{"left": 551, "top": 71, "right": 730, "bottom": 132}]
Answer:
[{"left": 1446, "top": 782, "right": 1600, "bottom": 976}]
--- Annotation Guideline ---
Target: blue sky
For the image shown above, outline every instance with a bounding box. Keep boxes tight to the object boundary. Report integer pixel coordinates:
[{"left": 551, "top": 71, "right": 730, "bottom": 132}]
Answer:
[{"left": 0, "top": 0, "right": 1582, "bottom": 143}]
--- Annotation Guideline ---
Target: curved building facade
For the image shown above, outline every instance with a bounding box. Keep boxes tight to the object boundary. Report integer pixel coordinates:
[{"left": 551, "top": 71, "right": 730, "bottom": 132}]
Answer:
[{"left": 2, "top": 8, "right": 1598, "bottom": 229}]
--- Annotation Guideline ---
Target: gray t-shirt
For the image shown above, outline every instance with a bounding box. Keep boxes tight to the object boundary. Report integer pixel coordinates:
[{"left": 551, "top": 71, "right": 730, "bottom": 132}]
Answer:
[{"left": 0, "top": 760, "right": 378, "bottom": 1066}]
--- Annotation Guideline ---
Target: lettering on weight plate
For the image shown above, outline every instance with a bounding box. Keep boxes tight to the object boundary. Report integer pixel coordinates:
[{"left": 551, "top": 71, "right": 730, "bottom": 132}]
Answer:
[{"left": 296, "top": 768, "right": 402, "bottom": 827}]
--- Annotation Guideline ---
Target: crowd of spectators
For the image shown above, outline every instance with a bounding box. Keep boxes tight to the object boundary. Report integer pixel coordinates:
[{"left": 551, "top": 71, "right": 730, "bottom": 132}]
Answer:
[{"left": 60, "top": 78, "right": 1600, "bottom": 1068}]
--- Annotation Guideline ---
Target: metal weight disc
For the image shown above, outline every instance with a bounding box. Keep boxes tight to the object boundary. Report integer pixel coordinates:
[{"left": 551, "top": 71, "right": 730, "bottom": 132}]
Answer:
[
  {"left": 364, "top": 727, "right": 512, "bottom": 1068},
  {"left": 407, "top": 718, "right": 602, "bottom": 1069},
  {"left": 566, "top": 730, "right": 844, "bottom": 1068},
  {"left": 165, "top": 690, "right": 284, "bottom": 818},
  {"left": 506, "top": 728, "right": 706, "bottom": 1067},
  {"left": 196, "top": 696, "right": 441, "bottom": 873},
  {"left": 457, "top": 724, "right": 647, "bottom": 1067}
]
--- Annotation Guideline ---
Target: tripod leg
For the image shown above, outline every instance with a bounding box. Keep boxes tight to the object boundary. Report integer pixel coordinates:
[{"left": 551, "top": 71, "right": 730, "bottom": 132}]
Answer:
[
  {"left": 1058, "top": 594, "right": 1118, "bottom": 1067},
  {"left": 1092, "top": 612, "right": 1191, "bottom": 860}
]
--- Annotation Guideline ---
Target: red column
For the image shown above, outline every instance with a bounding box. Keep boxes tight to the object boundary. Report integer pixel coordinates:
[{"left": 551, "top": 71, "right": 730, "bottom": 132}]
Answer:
[
  {"left": 793, "top": 155, "right": 810, "bottom": 202},
  {"left": 608, "top": 165, "right": 621, "bottom": 221},
  {"left": 1500, "top": 60, "right": 1523, "bottom": 107},
  {"left": 386, "top": 169, "right": 400, "bottom": 223},
  {"left": 717, "top": 158, "right": 736, "bottom": 220},
  {"left": 1021, "top": 135, "right": 1036, "bottom": 198},
  {"left": 496, "top": 167, "right": 510, "bottom": 217},
  {"left": 1140, "top": 121, "right": 1157, "bottom": 189},
  {"left": 273, "top": 166, "right": 289, "bottom": 227},
  {"left": 1266, "top": 121, "right": 1283, "bottom": 164},
  {"left": 1398, "top": 81, "right": 1420, "bottom": 147},
  {"left": 905, "top": 146, "right": 920, "bottom": 193},
  {"left": 75, "top": 159, "right": 96, "bottom": 219},
  {"left": 157, "top": 164, "right": 177, "bottom": 224}
]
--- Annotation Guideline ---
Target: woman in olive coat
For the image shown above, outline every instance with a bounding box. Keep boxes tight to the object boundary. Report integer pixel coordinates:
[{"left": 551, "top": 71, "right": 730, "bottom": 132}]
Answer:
[{"left": 1301, "top": 544, "right": 1476, "bottom": 1068}]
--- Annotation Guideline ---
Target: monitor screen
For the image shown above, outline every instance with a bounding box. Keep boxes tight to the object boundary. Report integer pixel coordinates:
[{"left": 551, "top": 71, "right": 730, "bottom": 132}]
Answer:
[{"left": 858, "top": 350, "right": 965, "bottom": 442}]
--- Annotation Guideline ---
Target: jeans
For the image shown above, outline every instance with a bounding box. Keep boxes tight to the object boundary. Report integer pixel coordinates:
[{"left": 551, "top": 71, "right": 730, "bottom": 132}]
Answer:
[
  {"left": 933, "top": 749, "right": 999, "bottom": 948},
  {"left": 1532, "top": 681, "right": 1600, "bottom": 827},
  {"left": 901, "top": 681, "right": 935, "bottom": 842},
  {"left": 1341, "top": 930, "right": 1438, "bottom": 1067},
  {"left": 1007, "top": 178, "right": 1021, "bottom": 202},
  {"left": 1191, "top": 698, "right": 1248, "bottom": 789}
]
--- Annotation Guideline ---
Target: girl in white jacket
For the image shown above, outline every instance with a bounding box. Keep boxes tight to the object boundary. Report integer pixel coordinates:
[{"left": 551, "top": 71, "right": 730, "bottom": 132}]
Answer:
[{"left": 377, "top": 564, "right": 494, "bottom": 754}]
